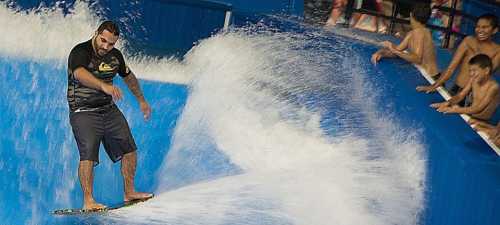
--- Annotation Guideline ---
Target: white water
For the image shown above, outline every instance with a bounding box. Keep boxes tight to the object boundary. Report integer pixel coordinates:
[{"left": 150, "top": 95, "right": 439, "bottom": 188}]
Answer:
[{"left": 0, "top": 1, "right": 426, "bottom": 225}]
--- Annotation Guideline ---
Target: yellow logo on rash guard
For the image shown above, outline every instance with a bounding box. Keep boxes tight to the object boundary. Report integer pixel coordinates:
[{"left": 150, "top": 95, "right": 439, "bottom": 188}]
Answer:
[{"left": 98, "top": 62, "right": 115, "bottom": 73}]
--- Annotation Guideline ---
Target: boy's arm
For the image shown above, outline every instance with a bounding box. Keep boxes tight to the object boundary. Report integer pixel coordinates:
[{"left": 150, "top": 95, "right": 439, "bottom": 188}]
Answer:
[
  {"left": 450, "top": 83, "right": 499, "bottom": 115},
  {"left": 432, "top": 81, "right": 472, "bottom": 109},
  {"left": 394, "top": 32, "right": 411, "bottom": 51},
  {"left": 372, "top": 34, "right": 411, "bottom": 65},
  {"left": 371, "top": 48, "right": 395, "bottom": 65},
  {"left": 389, "top": 32, "right": 423, "bottom": 64},
  {"left": 416, "top": 36, "right": 471, "bottom": 93},
  {"left": 432, "top": 37, "right": 470, "bottom": 87},
  {"left": 448, "top": 80, "right": 472, "bottom": 105}
]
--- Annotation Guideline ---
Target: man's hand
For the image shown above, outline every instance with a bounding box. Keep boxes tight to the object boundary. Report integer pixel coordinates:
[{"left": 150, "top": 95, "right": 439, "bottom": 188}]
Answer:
[
  {"left": 416, "top": 84, "right": 438, "bottom": 93},
  {"left": 139, "top": 100, "right": 152, "bottom": 121},
  {"left": 101, "top": 83, "right": 123, "bottom": 101},
  {"left": 371, "top": 52, "right": 382, "bottom": 65}
]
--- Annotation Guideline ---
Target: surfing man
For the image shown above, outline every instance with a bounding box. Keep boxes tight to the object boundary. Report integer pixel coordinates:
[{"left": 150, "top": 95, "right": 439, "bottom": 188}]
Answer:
[
  {"left": 416, "top": 14, "right": 499, "bottom": 95},
  {"left": 67, "top": 21, "right": 153, "bottom": 210},
  {"left": 430, "top": 54, "right": 499, "bottom": 122},
  {"left": 371, "top": 3, "right": 440, "bottom": 79}
]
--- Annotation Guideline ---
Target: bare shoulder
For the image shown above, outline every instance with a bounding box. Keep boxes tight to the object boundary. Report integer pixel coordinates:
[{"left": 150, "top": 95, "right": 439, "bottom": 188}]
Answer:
[
  {"left": 463, "top": 35, "right": 476, "bottom": 43},
  {"left": 491, "top": 80, "right": 499, "bottom": 89},
  {"left": 493, "top": 42, "right": 500, "bottom": 53},
  {"left": 462, "top": 36, "right": 477, "bottom": 48},
  {"left": 486, "top": 79, "right": 500, "bottom": 92}
]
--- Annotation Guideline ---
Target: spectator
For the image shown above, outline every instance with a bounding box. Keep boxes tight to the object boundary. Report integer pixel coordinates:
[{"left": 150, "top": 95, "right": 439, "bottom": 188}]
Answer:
[
  {"left": 416, "top": 14, "right": 500, "bottom": 95},
  {"left": 371, "top": 3, "right": 440, "bottom": 78},
  {"left": 430, "top": 54, "right": 499, "bottom": 122}
]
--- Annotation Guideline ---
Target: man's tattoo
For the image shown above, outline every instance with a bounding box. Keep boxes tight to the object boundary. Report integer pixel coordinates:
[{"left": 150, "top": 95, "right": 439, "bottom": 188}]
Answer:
[{"left": 124, "top": 72, "right": 145, "bottom": 101}]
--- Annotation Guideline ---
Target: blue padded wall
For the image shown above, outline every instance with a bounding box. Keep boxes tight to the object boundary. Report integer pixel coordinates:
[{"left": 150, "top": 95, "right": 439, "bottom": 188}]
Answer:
[{"left": 8, "top": 0, "right": 303, "bottom": 56}]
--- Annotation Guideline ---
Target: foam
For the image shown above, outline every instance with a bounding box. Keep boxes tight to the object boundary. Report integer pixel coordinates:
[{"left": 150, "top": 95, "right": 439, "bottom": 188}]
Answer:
[{"left": 107, "top": 29, "right": 426, "bottom": 225}]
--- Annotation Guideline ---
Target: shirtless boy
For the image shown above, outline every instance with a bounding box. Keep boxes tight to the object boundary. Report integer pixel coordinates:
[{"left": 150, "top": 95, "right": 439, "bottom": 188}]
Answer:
[
  {"left": 430, "top": 54, "right": 499, "bottom": 122},
  {"left": 371, "top": 3, "right": 440, "bottom": 78}
]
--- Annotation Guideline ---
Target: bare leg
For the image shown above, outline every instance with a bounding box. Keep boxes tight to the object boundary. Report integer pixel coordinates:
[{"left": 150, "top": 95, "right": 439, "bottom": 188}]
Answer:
[
  {"left": 79, "top": 160, "right": 106, "bottom": 210},
  {"left": 326, "top": 0, "right": 347, "bottom": 26},
  {"left": 121, "top": 151, "right": 153, "bottom": 202},
  {"left": 326, "top": 8, "right": 344, "bottom": 26},
  {"left": 350, "top": 13, "right": 362, "bottom": 28}
]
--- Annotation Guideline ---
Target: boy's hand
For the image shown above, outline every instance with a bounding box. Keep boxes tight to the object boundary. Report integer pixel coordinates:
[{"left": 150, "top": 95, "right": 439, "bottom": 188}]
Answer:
[
  {"left": 441, "top": 105, "right": 459, "bottom": 113},
  {"left": 371, "top": 53, "right": 382, "bottom": 65},
  {"left": 416, "top": 85, "right": 437, "bottom": 93},
  {"left": 436, "top": 106, "right": 450, "bottom": 113},
  {"left": 381, "top": 41, "right": 394, "bottom": 50},
  {"left": 430, "top": 101, "right": 449, "bottom": 109}
]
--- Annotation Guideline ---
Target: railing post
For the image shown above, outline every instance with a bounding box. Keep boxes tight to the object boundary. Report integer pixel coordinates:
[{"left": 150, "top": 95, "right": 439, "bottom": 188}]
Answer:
[
  {"left": 443, "top": 0, "right": 458, "bottom": 48},
  {"left": 344, "top": 0, "right": 356, "bottom": 27},
  {"left": 389, "top": 0, "right": 400, "bottom": 34},
  {"left": 224, "top": 10, "right": 232, "bottom": 31}
]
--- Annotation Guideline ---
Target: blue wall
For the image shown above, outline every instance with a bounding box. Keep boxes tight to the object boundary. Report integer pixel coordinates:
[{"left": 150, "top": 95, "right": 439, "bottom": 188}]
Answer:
[
  {"left": 8, "top": 0, "right": 303, "bottom": 56},
  {"left": 218, "top": 0, "right": 303, "bottom": 15}
]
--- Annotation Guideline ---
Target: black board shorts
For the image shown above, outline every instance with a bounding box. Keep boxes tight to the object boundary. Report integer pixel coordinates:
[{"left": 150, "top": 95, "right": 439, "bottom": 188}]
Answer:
[{"left": 70, "top": 104, "right": 137, "bottom": 165}]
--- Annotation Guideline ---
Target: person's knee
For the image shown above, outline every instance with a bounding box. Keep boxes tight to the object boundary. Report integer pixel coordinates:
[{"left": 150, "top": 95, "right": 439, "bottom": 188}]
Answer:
[{"left": 123, "top": 151, "right": 137, "bottom": 159}]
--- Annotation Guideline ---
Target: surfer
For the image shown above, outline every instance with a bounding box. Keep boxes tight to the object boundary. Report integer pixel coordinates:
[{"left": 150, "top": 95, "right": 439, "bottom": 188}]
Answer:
[{"left": 67, "top": 20, "right": 153, "bottom": 210}]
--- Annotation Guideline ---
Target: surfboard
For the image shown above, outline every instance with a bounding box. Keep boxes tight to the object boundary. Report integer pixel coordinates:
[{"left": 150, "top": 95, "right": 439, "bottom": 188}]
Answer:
[{"left": 52, "top": 195, "right": 154, "bottom": 216}]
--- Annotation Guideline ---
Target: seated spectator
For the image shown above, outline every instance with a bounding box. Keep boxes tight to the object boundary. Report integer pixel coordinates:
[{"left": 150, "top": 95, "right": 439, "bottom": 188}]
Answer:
[
  {"left": 430, "top": 54, "right": 499, "bottom": 122},
  {"left": 469, "top": 120, "right": 500, "bottom": 146},
  {"left": 326, "top": 0, "right": 348, "bottom": 27},
  {"left": 371, "top": 3, "right": 440, "bottom": 78},
  {"left": 416, "top": 14, "right": 500, "bottom": 94}
]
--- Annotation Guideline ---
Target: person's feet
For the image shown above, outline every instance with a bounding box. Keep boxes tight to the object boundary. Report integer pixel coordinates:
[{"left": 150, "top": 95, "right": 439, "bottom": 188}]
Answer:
[
  {"left": 124, "top": 191, "right": 154, "bottom": 202},
  {"left": 83, "top": 199, "right": 107, "bottom": 211}
]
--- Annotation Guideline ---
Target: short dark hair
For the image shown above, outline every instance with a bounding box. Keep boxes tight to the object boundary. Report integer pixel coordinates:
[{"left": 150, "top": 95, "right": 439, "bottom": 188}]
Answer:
[
  {"left": 411, "top": 3, "right": 431, "bottom": 24},
  {"left": 97, "top": 20, "right": 120, "bottom": 36},
  {"left": 476, "top": 13, "right": 499, "bottom": 29},
  {"left": 468, "top": 54, "right": 493, "bottom": 70}
]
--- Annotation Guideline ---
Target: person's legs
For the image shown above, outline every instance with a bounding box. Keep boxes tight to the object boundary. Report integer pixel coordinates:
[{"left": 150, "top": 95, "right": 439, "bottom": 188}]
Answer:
[
  {"left": 326, "top": 0, "right": 347, "bottom": 26},
  {"left": 79, "top": 160, "right": 106, "bottom": 210},
  {"left": 101, "top": 105, "right": 153, "bottom": 202},
  {"left": 70, "top": 111, "right": 105, "bottom": 210},
  {"left": 121, "top": 151, "right": 153, "bottom": 201}
]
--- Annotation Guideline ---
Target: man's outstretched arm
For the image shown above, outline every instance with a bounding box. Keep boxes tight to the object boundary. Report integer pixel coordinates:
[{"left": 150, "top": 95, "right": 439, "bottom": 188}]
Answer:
[
  {"left": 123, "top": 72, "right": 152, "bottom": 120},
  {"left": 123, "top": 72, "right": 145, "bottom": 102}
]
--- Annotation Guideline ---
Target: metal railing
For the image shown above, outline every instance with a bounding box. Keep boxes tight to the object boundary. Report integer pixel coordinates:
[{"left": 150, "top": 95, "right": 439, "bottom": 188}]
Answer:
[{"left": 343, "top": 0, "right": 480, "bottom": 48}]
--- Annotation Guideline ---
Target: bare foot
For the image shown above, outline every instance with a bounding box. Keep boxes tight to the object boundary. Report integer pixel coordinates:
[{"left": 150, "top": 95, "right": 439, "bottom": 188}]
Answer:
[
  {"left": 83, "top": 200, "right": 107, "bottom": 211},
  {"left": 124, "top": 192, "right": 154, "bottom": 202}
]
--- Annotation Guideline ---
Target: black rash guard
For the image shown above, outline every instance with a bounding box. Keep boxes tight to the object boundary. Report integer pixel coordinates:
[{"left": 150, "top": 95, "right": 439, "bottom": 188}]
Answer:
[{"left": 67, "top": 39, "right": 131, "bottom": 112}]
